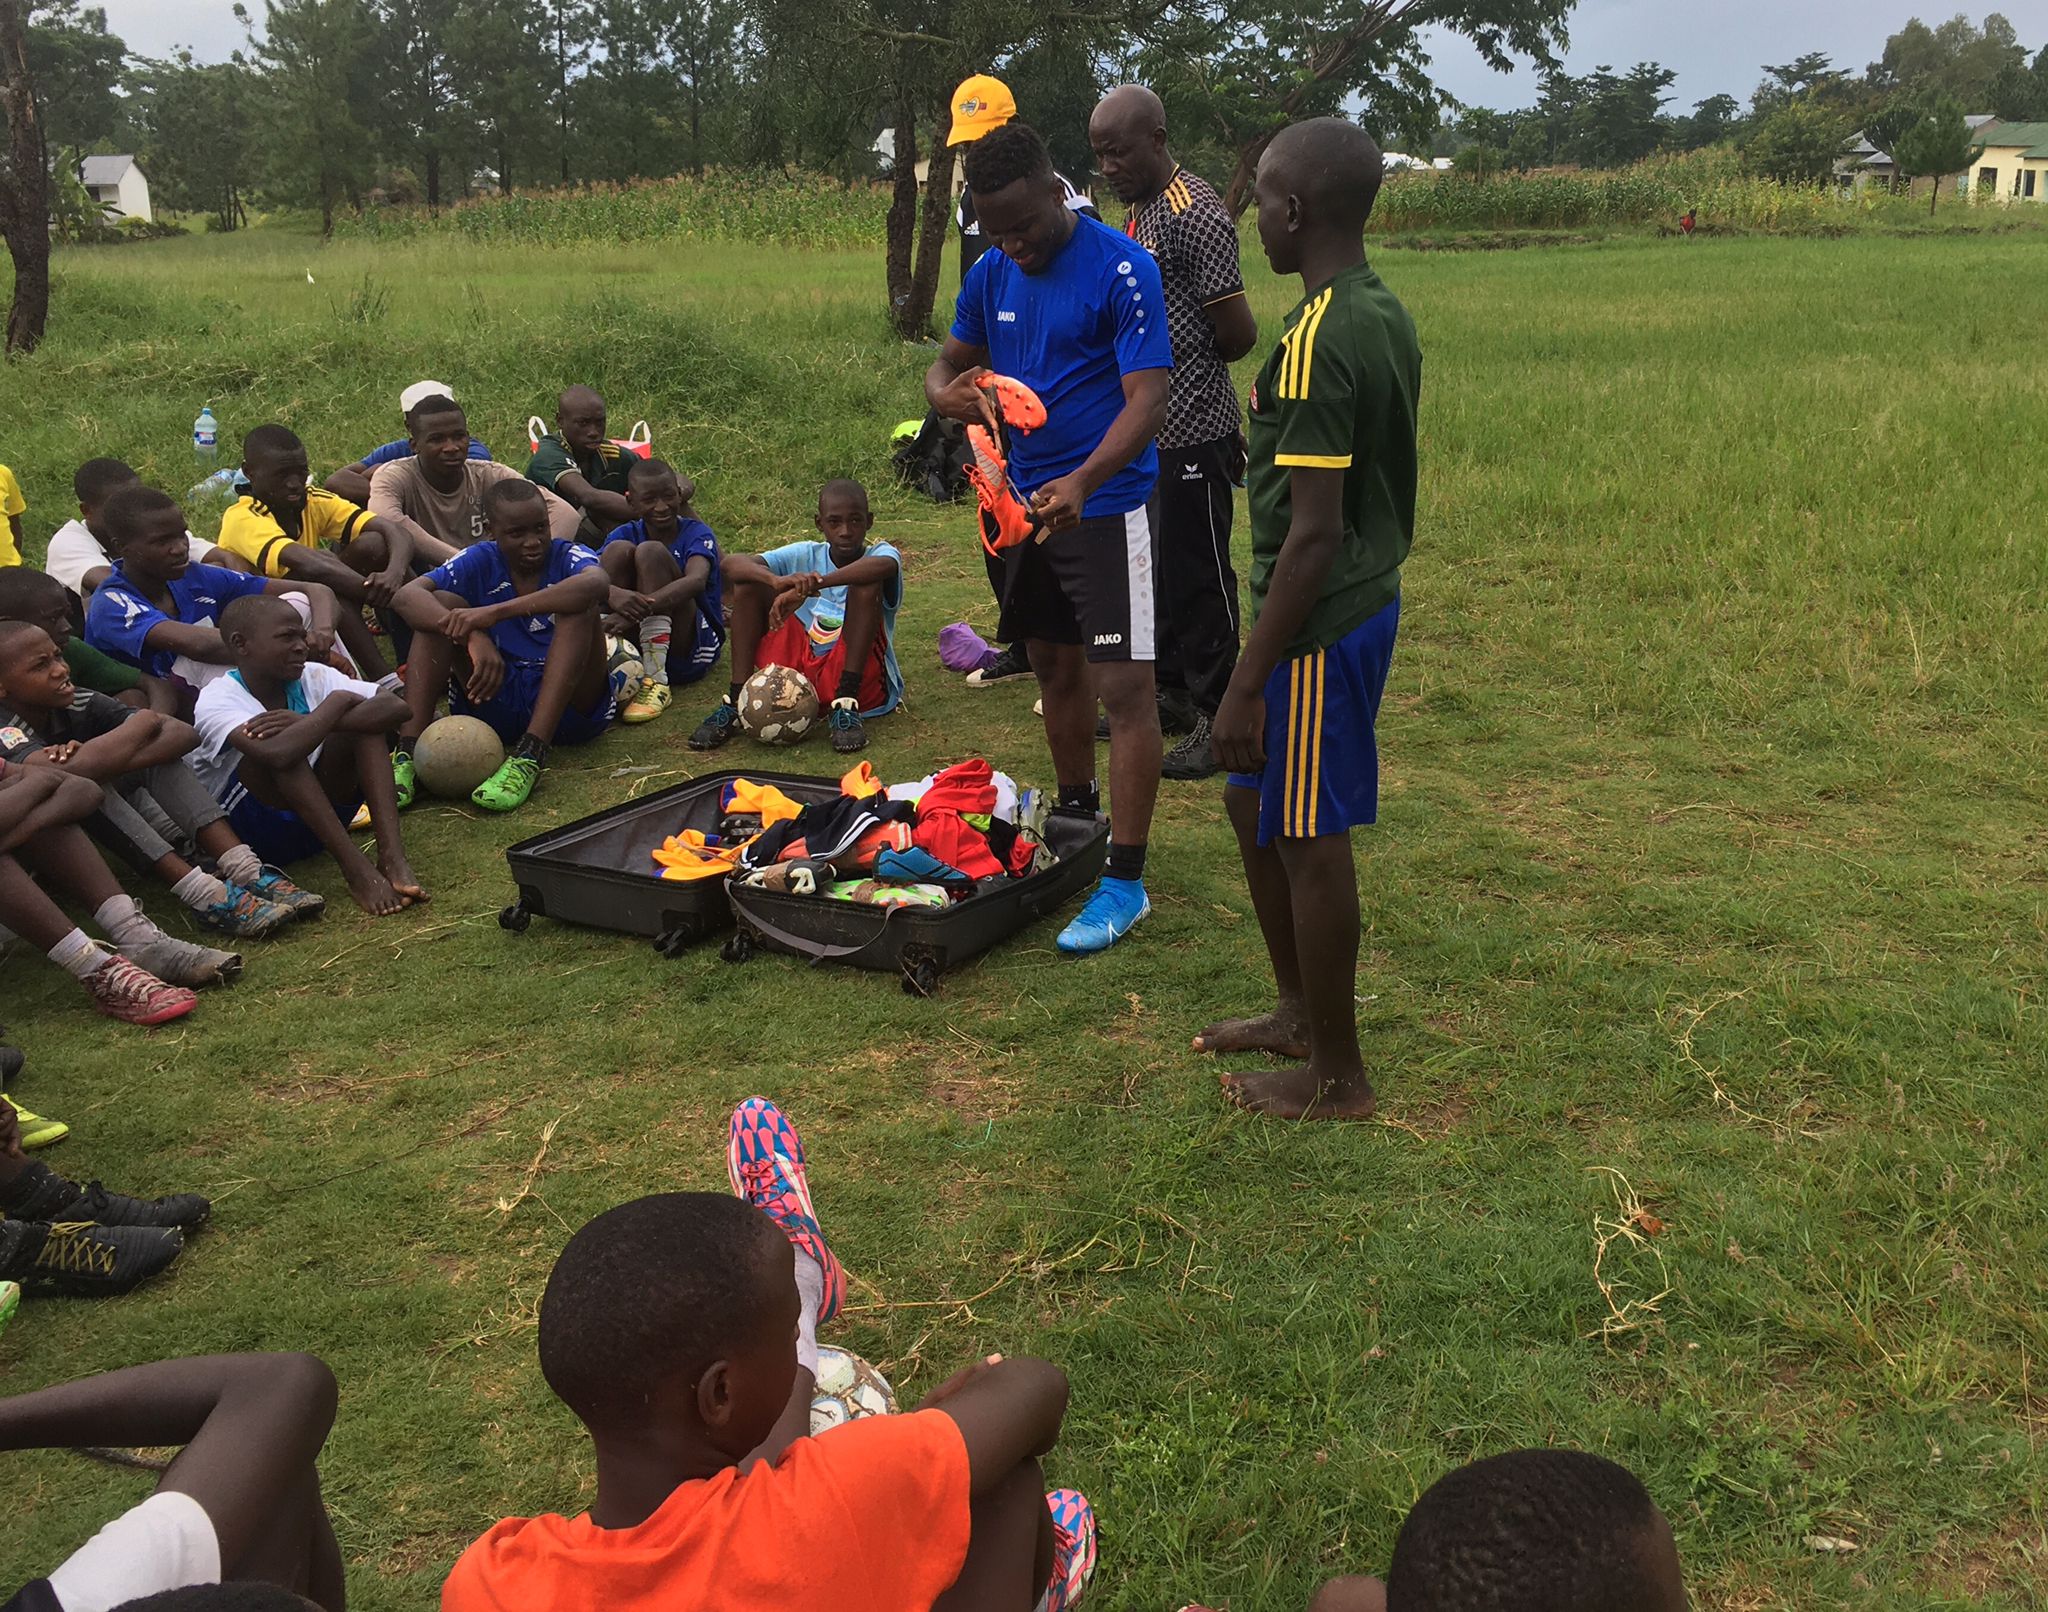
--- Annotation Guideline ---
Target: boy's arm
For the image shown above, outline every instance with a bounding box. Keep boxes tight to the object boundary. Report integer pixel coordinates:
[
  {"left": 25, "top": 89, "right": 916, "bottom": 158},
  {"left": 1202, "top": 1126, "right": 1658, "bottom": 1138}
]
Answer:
[
  {"left": 137, "top": 672, "right": 182, "bottom": 714},
  {"left": 0, "top": 762, "right": 103, "bottom": 850},
  {"left": 330, "top": 691, "right": 409, "bottom": 733},
  {"left": 722, "top": 552, "right": 776, "bottom": 588},
  {"left": 28, "top": 710, "right": 197, "bottom": 780},
  {"left": 358, "top": 514, "right": 414, "bottom": 602},
  {"left": 0, "top": 1353, "right": 338, "bottom": 1576},
  {"left": 767, "top": 553, "right": 897, "bottom": 628},
  {"left": 917, "top": 1355, "right": 1069, "bottom": 1496},
  {"left": 392, "top": 574, "right": 457, "bottom": 633},
  {"left": 142, "top": 618, "right": 233, "bottom": 666},
  {"left": 552, "top": 470, "right": 634, "bottom": 524},
  {"left": 228, "top": 692, "right": 361, "bottom": 770},
  {"left": 647, "top": 554, "right": 714, "bottom": 615},
  {"left": 1211, "top": 467, "right": 1347, "bottom": 775}
]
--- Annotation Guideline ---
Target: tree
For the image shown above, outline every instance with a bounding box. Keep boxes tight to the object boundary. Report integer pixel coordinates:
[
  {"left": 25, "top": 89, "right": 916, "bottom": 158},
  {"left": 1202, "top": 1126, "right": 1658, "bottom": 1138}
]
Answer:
[
  {"left": 1743, "top": 98, "right": 1850, "bottom": 185},
  {"left": 0, "top": 0, "right": 50, "bottom": 355},
  {"left": 370, "top": 0, "right": 459, "bottom": 204},
  {"left": 1889, "top": 91, "right": 1984, "bottom": 213},
  {"left": 1872, "top": 13, "right": 2026, "bottom": 105},
  {"left": 1565, "top": 61, "right": 1673, "bottom": 167},
  {"left": 237, "top": 0, "right": 379, "bottom": 234},
  {"left": 1146, "top": 0, "right": 1574, "bottom": 214},
  {"left": 449, "top": 0, "right": 553, "bottom": 194},
  {"left": 1675, "top": 92, "right": 1740, "bottom": 150},
  {"left": 133, "top": 51, "right": 256, "bottom": 229},
  {"left": 24, "top": 0, "right": 124, "bottom": 160},
  {"left": 1989, "top": 42, "right": 2048, "bottom": 120}
]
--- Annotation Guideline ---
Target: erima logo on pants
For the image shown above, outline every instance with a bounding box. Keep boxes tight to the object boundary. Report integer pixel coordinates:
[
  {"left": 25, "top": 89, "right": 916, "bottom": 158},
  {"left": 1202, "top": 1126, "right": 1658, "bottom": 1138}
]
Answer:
[{"left": 1093, "top": 633, "right": 1123, "bottom": 647}]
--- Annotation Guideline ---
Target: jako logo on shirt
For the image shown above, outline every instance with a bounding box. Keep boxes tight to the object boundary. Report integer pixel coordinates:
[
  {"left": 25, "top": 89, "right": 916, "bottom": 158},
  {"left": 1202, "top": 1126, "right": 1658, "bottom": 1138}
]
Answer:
[
  {"left": 1092, "top": 632, "right": 1123, "bottom": 647},
  {"left": 997, "top": 310, "right": 1017, "bottom": 323}
]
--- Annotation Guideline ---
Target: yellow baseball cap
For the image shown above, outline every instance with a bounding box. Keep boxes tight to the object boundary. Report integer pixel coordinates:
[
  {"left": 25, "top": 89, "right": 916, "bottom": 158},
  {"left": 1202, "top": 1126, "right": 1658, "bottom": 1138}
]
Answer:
[{"left": 949, "top": 75, "right": 1018, "bottom": 146}]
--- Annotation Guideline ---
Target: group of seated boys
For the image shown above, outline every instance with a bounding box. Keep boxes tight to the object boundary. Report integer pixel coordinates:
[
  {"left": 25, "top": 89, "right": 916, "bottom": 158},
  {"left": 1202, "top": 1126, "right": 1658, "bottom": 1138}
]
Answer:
[
  {"left": 0, "top": 384, "right": 908, "bottom": 1035},
  {"left": 4, "top": 1095, "right": 1692, "bottom": 1612}
]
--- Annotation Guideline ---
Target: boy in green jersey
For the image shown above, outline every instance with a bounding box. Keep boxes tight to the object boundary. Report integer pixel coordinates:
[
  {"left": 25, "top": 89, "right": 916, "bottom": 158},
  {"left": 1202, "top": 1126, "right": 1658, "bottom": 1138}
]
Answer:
[{"left": 1199, "top": 118, "right": 1421, "bottom": 1121}]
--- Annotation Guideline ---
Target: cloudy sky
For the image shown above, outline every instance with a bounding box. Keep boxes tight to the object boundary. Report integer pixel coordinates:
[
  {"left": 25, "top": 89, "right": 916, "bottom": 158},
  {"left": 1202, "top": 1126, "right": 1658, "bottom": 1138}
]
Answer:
[{"left": 92, "top": 0, "right": 2048, "bottom": 114}]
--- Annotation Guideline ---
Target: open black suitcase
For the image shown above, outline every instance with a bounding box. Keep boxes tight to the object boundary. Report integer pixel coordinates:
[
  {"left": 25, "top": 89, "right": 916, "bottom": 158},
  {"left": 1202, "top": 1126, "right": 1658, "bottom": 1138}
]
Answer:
[
  {"left": 498, "top": 769, "right": 844, "bottom": 953},
  {"left": 500, "top": 769, "right": 1109, "bottom": 989},
  {"left": 723, "top": 805, "right": 1109, "bottom": 994}
]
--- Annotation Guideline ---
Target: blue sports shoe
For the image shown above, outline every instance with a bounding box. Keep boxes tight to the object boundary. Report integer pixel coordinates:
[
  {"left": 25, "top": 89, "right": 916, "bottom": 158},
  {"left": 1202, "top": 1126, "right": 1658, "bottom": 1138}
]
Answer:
[{"left": 1056, "top": 876, "right": 1150, "bottom": 955}]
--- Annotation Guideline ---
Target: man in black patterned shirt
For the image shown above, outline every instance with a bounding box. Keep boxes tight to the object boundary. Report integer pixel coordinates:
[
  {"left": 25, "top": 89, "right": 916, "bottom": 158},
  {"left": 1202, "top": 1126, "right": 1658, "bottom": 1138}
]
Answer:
[{"left": 1092, "top": 84, "right": 1260, "bottom": 778}]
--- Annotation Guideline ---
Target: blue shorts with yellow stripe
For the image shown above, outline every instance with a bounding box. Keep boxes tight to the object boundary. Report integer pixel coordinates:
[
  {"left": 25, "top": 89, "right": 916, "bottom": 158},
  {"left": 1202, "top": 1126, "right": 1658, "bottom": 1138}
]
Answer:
[{"left": 1228, "top": 595, "right": 1398, "bottom": 847}]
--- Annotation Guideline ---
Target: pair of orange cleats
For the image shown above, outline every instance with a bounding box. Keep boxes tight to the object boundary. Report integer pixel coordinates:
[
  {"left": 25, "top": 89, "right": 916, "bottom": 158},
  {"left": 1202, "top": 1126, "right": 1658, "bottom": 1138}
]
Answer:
[{"left": 964, "top": 373, "right": 1048, "bottom": 555}]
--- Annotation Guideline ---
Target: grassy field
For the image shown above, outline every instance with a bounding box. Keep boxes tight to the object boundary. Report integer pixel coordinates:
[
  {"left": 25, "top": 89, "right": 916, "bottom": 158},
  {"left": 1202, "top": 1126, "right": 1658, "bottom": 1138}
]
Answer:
[{"left": 2, "top": 223, "right": 2047, "bottom": 1611}]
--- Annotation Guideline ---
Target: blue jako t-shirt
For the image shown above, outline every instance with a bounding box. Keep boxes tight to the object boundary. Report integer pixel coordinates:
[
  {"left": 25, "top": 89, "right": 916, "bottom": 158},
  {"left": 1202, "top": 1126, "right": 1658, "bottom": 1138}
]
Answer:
[
  {"left": 602, "top": 516, "right": 727, "bottom": 674},
  {"left": 950, "top": 213, "right": 1172, "bottom": 518}
]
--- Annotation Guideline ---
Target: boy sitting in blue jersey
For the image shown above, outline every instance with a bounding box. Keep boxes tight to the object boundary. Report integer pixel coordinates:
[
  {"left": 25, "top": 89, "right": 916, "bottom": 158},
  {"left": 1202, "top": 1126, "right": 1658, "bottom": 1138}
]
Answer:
[
  {"left": 393, "top": 480, "right": 614, "bottom": 813},
  {"left": 688, "top": 480, "right": 902, "bottom": 756},
  {"left": 600, "top": 458, "right": 725, "bottom": 726},
  {"left": 83, "top": 486, "right": 346, "bottom": 718}
]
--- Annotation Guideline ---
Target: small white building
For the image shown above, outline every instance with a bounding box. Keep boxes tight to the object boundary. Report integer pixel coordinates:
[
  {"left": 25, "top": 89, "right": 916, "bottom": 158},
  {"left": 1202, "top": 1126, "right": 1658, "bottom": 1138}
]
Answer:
[{"left": 78, "top": 155, "right": 151, "bottom": 223}]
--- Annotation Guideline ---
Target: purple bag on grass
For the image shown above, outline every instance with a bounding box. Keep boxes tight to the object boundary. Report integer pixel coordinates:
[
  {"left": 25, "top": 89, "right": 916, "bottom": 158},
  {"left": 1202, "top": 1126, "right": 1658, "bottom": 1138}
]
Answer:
[{"left": 938, "top": 622, "right": 999, "bottom": 675}]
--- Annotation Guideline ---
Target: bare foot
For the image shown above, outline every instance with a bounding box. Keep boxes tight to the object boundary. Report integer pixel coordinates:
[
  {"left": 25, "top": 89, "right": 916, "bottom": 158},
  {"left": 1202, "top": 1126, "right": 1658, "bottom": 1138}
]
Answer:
[
  {"left": 1193, "top": 1008, "right": 1310, "bottom": 1060},
  {"left": 1220, "top": 1065, "right": 1377, "bottom": 1120},
  {"left": 381, "top": 852, "right": 429, "bottom": 907},
  {"left": 344, "top": 863, "right": 407, "bottom": 916}
]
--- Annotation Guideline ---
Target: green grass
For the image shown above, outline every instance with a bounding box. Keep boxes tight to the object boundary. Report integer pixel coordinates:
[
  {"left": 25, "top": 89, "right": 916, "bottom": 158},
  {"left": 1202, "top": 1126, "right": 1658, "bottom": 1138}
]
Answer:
[{"left": 3, "top": 223, "right": 2047, "bottom": 1610}]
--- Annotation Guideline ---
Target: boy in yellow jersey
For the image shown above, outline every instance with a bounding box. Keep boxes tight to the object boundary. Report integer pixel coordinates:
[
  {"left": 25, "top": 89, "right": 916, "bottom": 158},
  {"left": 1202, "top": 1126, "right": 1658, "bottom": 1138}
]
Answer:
[
  {"left": 214, "top": 425, "right": 410, "bottom": 685},
  {"left": 1199, "top": 118, "right": 1421, "bottom": 1121},
  {"left": 0, "top": 463, "right": 25, "bottom": 567}
]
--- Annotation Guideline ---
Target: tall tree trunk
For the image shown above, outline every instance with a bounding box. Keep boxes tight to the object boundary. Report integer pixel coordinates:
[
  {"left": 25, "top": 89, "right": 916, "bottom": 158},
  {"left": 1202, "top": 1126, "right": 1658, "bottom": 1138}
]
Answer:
[
  {"left": 883, "top": 80, "right": 917, "bottom": 329},
  {"left": 688, "top": 70, "right": 702, "bottom": 176},
  {"left": 426, "top": 146, "right": 442, "bottom": 209},
  {"left": 556, "top": 19, "right": 570, "bottom": 184},
  {"left": 0, "top": 0, "right": 50, "bottom": 355},
  {"left": 1928, "top": 175, "right": 1939, "bottom": 215},
  {"left": 900, "top": 123, "right": 956, "bottom": 340}
]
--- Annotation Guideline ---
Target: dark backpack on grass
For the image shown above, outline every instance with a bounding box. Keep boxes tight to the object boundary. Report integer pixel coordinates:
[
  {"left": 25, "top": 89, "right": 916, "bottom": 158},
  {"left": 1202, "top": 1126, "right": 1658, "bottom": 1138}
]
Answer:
[{"left": 892, "top": 409, "right": 968, "bottom": 504}]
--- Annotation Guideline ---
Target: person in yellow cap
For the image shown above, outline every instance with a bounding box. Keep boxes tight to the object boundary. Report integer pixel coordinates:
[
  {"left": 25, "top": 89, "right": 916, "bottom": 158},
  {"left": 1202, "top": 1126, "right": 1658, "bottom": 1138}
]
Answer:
[{"left": 948, "top": 74, "right": 1098, "bottom": 282}]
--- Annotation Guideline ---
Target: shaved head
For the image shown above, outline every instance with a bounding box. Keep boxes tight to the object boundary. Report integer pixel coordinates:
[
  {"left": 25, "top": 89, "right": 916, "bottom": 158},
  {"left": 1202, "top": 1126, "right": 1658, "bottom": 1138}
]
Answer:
[
  {"left": 1092, "top": 84, "right": 1164, "bottom": 139},
  {"left": 559, "top": 385, "right": 605, "bottom": 414},
  {"left": 1090, "top": 83, "right": 1174, "bottom": 204},
  {"left": 1262, "top": 117, "right": 1383, "bottom": 233},
  {"left": 1253, "top": 117, "right": 1384, "bottom": 276}
]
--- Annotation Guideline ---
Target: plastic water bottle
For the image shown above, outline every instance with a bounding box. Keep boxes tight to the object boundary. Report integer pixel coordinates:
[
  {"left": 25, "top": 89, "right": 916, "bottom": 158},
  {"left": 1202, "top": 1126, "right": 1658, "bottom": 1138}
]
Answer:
[
  {"left": 186, "top": 466, "right": 240, "bottom": 501},
  {"left": 193, "top": 404, "right": 219, "bottom": 463}
]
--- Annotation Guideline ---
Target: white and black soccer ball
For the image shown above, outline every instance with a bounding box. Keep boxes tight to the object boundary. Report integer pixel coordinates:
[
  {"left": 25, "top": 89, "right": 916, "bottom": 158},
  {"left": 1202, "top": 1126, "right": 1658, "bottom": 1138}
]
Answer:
[
  {"left": 810, "top": 1346, "right": 897, "bottom": 1434},
  {"left": 738, "top": 663, "right": 820, "bottom": 745}
]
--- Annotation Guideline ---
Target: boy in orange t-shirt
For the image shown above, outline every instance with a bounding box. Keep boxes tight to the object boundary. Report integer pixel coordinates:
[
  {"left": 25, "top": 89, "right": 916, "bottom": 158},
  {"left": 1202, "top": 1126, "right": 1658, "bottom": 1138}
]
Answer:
[{"left": 441, "top": 1098, "right": 1098, "bottom": 1612}]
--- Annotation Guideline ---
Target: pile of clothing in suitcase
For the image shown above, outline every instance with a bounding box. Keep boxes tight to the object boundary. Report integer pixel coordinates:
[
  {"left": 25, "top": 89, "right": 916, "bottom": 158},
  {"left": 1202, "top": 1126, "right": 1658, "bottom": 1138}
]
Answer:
[{"left": 649, "top": 759, "right": 1055, "bottom": 907}]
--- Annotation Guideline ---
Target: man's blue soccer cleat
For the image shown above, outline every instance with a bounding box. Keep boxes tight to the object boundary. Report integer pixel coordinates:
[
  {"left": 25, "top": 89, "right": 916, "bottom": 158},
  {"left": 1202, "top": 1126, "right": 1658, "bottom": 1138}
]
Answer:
[{"left": 1056, "top": 876, "right": 1150, "bottom": 955}]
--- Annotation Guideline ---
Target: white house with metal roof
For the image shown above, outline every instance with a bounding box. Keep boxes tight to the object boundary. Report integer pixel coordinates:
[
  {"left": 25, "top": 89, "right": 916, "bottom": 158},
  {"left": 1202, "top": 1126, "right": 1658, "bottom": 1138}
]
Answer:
[{"left": 78, "top": 155, "right": 152, "bottom": 223}]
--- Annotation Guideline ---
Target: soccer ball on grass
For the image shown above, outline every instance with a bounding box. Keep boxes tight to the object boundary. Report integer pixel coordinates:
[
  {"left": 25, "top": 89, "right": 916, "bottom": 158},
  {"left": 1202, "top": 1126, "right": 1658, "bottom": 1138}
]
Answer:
[{"left": 739, "top": 664, "right": 820, "bottom": 745}]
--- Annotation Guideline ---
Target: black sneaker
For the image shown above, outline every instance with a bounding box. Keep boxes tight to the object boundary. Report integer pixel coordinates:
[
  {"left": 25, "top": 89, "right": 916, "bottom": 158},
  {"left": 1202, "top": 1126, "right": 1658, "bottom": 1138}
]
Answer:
[
  {"left": 0, "top": 1160, "right": 211, "bottom": 1230},
  {"left": 829, "top": 702, "right": 869, "bottom": 754},
  {"left": 688, "top": 698, "right": 742, "bottom": 751},
  {"left": 1161, "top": 712, "right": 1221, "bottom": 780},
  {"left": 0, "top": 1217, "right": 184, "bottom": 1296},
  {"left": 966, "top": 643, "right": 1034, "bottom": 687}
]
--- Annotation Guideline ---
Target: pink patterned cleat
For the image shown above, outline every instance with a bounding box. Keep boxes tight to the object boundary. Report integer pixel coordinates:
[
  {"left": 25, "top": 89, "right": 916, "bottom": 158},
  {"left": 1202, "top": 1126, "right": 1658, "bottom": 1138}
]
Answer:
[
  {"left": 727, "top": 1097, "right": 847, "bottom": 1323},
  {"left": 1044, "top": 1488, "right": 1099, "bottom": 1612}
]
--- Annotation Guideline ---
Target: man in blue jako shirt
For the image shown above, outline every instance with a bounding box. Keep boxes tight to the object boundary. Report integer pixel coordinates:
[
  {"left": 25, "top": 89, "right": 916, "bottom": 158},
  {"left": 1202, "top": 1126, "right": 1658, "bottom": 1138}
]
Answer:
[
  {"left": 925, "top": 121, "right": 1171, "bottom": 955},
  {"left": 325, "top": 380, "right": 493, "bottom": 505},
  {"left": 392, "top": 480, "right": 613, "bottom": 814}
]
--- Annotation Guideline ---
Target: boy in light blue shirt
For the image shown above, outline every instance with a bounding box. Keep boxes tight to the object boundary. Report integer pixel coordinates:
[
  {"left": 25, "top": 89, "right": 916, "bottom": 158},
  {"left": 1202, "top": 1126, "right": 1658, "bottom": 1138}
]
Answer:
[{"left": 688, "top": 480, "right": 901, "bottom": 756}]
